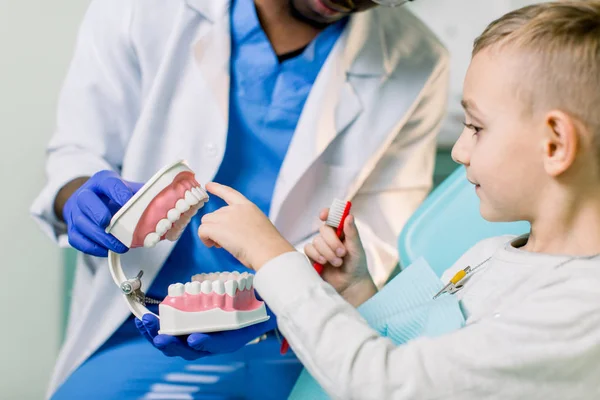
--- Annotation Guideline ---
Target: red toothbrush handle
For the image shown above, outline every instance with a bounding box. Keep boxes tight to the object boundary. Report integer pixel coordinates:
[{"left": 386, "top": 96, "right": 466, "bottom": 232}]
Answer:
[
  {"left": 279, "top": 202, "right": 352, "bottom": 355},
  {"left": 280, "top": 336, "right": 291, "bottom": 354},
  {"left": 313, "top": 261, "right": 324, "bottom": 275}
]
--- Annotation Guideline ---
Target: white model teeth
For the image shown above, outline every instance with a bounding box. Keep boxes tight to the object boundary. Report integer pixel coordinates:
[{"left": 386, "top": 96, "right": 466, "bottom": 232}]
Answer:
[
  {"left": 167, "top": 208, "right": 181, "bottom": 222},
  {"left": 237, "top": 276, "right": 247, "bottom": 291},
  {"left": 176, "top": 199, "right": 190, "bottom": 213},
  {"left": 185, "top": 190, "right": 200, "bottom": 206},
  {"left": 201, "top": 280, "right": 212, "bottom": 294},
  {"left": 143, "top": 187, "right": 209, "bottom": 247},
  {"left": 156, "top": 219, "right": 173, "bottom": 236},
  {"left": 186, "top": 272, "right": 254, "bottom": 296},
  {"left": 185, "top": 281, "right": 201, "bottom": 295},
  {"left": 143, "top": 232, "right": 160, "bottom": 248},
  {"left": 192, "top": 187, "right": 208, "bottom": 202},
  {"left": 225, "top": 280, "right": 238, "bottom": 296},
  {"left": 169, "top": 283, "right": 185, "bottom": 297},
  {"left": 212, "top": 280, "right": 225, "bottom": 295}
]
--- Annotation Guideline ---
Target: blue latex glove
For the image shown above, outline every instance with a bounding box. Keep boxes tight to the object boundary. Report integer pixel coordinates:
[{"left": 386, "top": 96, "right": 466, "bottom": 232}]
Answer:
[
  {"left": 63, "top": 170, "right": 144, "bottom": 257},
  {"left": 135, "top": 306, "right": 278, "bottom": 361}
]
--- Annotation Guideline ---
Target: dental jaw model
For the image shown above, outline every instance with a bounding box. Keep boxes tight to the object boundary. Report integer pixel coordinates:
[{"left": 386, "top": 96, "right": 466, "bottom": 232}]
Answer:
[
  {"left": 107, "top": 161, "right": 208, "bottom": 249},
  {"left": 106, "top": 160, "right": 269, "bottom": 335},
  {"left": 160, "top": 271, "right": 267, "bottom": 335}
]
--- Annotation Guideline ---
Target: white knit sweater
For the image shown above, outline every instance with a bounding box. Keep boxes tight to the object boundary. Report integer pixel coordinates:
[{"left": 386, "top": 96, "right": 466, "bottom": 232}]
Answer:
[{"left": 254, "top": 235, "right": 600, "bottom": 400}]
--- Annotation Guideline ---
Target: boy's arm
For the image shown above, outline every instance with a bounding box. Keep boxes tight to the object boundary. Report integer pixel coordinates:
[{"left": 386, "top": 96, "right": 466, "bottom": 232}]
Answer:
[
  {"left": 30, "top": 0, "right": 140, "bottom": 244},
  {"left": 255, "top": 252, "right": 599, "bottom": 400}
]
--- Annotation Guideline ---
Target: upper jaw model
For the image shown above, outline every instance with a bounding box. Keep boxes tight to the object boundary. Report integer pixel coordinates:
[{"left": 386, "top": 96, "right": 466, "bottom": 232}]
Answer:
[
  {"left": 107, "top": 160, "right": 209, "bottom": 249},
  {"left": 106, "top": 160, "right": 269, "bottom": 334}
]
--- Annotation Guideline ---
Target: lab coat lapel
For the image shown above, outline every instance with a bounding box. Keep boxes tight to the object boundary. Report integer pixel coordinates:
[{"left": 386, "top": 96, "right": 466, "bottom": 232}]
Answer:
[
  {"left": 182, "top": 0, "right": 231, "bottom": 183},
  {"left": 270, "top": 14, "right": 384, "bottom": 227},
  {"left": 189, "top": 0, "right": 231, "bottom": 124},
  {"left": 123, "top": 0, "right": 231, "bottom": 183},
  {"left": 185, "top": 0, "right": 228, "bottom": 22}
]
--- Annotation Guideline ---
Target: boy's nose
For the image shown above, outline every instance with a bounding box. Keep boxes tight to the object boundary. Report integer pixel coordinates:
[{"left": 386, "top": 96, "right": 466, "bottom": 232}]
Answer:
[{"left": 451, "top": 130, "right": 471, "bottom": 166}]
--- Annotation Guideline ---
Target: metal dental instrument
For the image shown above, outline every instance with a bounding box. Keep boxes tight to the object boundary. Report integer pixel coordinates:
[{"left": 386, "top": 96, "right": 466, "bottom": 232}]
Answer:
[
  {"left": 433, "top": 256, "right": 492, "bottom": 299},
  {"left": 433, "top": 267, "right": 471, "bottom": 299}
]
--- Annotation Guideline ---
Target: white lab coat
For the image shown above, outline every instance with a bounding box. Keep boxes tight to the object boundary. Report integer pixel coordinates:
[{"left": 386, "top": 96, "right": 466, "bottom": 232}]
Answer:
[{"left": 30, "top": 0, "right": 448, "bottom": 397}]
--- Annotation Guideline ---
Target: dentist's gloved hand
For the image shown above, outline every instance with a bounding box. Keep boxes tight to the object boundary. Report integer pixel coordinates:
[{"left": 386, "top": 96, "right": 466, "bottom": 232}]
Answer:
[
  {"left": 63, "top": 170, "right": 144, "bottom": 257},
  {"left": 135, "top": 306, "right": 277, "bottom": 361}
]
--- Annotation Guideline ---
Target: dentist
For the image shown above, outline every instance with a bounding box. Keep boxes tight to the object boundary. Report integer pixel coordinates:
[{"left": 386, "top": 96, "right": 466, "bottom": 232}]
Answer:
[{"left": 31, "top": 0, "right": 448, "bottom": 398}]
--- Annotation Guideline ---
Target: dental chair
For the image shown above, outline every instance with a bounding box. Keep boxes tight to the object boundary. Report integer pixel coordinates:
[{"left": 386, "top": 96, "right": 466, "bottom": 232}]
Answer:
[{"left": 398, "top": 166, "right": 530, "bottom": 277}]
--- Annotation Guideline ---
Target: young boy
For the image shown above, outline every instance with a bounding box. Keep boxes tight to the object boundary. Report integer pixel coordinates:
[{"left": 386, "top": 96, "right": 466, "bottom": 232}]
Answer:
[{"left": 197, "top": 2, "right": 600, "bottom": 398}]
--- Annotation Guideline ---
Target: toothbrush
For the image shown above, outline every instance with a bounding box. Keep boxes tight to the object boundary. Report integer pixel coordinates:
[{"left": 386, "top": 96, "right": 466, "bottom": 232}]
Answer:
[{"left": 280, "top": 199, "right": 352, "bottom": 355}]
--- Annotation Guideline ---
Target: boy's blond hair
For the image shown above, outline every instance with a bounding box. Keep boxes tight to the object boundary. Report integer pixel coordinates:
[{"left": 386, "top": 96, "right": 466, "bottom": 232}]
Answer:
[{"left": 473, "top": 1, "right": 600, "bottom": 144}]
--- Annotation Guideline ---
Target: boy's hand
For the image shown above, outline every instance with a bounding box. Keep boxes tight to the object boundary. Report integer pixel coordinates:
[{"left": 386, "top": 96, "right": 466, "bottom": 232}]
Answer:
[
  {"left": 198, "top": 182, "right": 295, "bottom": 271},
  {"left": 304, "top": 210, "right": 377, "bottom": 307}
]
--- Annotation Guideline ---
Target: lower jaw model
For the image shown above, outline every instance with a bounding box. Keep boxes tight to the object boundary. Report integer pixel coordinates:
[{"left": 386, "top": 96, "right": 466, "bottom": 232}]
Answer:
[
  {"left": 159, "top": 271, "right": 268, "bottom": 335},
  {"left": 106, "top": 160, "right": 269, "bottom": 335}
]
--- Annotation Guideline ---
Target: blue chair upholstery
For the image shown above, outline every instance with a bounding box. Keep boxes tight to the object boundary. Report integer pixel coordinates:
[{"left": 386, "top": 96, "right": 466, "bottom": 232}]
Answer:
[{"left": 398, "top": 167, "right": 530, "bottom": 277}]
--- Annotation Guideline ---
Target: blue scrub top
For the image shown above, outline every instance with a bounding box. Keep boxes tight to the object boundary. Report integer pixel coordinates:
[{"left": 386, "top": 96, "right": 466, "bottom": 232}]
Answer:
[{"left": 144, "top": 0, "right": 346, "bottom": 301}]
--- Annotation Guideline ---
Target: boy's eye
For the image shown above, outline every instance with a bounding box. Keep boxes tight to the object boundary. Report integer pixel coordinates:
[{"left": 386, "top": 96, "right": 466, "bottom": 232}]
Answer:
[{"left": 463, "top": 122, "right": 483, "bottom": 136}]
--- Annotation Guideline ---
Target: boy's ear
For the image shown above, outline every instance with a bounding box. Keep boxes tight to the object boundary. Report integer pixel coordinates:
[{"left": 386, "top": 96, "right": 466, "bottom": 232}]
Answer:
[{"left": 542, "top": 110, "right": 579, "bottom": 177}]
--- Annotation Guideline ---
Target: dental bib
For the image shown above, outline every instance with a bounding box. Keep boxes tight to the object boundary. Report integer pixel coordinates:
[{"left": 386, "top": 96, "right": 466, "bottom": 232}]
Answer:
[
  {"left": 106, "top": 160, "right": 269, "bottom": 335},
  {"left": 288, "top": 258, "right": 466, "bottom": 399}
]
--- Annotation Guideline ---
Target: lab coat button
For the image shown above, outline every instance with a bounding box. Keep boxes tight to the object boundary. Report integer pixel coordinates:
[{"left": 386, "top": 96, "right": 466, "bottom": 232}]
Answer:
[{"left": 205, "top": 143, "right": 218, "bottom": 157}]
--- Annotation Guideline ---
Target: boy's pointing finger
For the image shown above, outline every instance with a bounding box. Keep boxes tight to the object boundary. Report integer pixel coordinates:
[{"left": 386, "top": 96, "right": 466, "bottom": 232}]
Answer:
[{"left": 205, "top": 182, "right": 250, "bottom": 205}]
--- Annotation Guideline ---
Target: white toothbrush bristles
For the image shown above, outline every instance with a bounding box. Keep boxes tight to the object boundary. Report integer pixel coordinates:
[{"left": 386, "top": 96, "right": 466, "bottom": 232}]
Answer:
[{"left": 326, "top": 199, "right": 348, "bottom": 229}]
